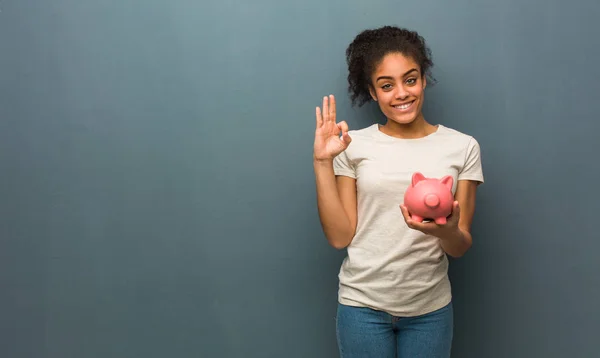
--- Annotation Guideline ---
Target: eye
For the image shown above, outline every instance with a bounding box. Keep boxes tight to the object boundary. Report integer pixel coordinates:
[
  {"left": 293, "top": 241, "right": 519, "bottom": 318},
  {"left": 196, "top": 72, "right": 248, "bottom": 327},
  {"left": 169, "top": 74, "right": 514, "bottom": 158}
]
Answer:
[
  {"left": 381, "top": 84, "right": 392, "bottom": 90},
  {"left": 406, "top": 78, "right": 417, "bottom": 85}
]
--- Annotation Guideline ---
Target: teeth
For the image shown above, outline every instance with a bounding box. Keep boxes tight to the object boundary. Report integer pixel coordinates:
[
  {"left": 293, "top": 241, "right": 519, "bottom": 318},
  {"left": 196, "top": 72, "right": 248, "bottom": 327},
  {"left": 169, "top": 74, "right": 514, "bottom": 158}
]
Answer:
[{"left": 395, "top": 102, "right": 413, "bottom": 110}]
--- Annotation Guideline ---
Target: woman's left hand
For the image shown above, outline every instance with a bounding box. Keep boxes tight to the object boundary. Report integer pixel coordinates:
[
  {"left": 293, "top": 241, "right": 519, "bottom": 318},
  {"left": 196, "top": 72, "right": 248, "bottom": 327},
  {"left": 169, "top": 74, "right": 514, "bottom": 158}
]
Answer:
[{"left": 399, "top": 201, "right": 461, "bottom": 240}]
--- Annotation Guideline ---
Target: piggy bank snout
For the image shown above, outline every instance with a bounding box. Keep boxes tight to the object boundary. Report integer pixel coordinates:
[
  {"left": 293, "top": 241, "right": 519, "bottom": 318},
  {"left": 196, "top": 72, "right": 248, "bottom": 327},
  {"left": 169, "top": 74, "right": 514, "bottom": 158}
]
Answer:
[{"left": 424, "top": 194, "right": 440, "bottom": 208}]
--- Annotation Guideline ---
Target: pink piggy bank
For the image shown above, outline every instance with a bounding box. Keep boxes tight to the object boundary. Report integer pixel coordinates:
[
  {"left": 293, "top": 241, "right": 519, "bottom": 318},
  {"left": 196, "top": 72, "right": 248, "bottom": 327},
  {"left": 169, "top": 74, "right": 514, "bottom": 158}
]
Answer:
[{"left": 403, "top": 172, "right": 455, "bottom": 225}]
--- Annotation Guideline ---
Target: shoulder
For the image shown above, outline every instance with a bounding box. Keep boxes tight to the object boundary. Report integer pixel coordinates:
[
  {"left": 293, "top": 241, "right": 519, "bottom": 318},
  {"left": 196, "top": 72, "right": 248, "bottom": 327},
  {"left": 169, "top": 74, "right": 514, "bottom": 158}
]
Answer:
[
  {"left": 332, "top": 124, "right": 377, "bottom": 169},
  {"left": 435, "top": 125, "right": 481, "bottom": 152},
  {"left": 437, "top": 125, "right": 484, "bottom": 180},
  {"left": 346, "top": 123, "right": 378, "bottom": 140},
  {"left": 436, "top": 125, "right": 477, "bottom": 143},
  {"left": 340, "top": 124, "right": 379, "bottom": 153}
]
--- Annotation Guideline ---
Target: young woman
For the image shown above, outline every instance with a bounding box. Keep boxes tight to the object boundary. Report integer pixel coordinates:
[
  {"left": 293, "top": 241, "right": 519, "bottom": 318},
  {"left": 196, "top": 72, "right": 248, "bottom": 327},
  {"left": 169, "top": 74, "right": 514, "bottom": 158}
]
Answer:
[{"left": 313, "top": 26, "right": 484, "bottom": 357}]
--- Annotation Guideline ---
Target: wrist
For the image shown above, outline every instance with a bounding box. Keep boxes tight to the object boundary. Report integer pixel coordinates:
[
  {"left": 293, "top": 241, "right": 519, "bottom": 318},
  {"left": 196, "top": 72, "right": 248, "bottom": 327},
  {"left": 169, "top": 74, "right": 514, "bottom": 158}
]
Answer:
[
  {"left": 438, "top": 227, "right": 472, "bottom": 258},
  {"left": 313, "top": 157, "right": 334, "bottom": 166},
  {"left": 440, "top": 227, "right": 465, "bottom": 242}
]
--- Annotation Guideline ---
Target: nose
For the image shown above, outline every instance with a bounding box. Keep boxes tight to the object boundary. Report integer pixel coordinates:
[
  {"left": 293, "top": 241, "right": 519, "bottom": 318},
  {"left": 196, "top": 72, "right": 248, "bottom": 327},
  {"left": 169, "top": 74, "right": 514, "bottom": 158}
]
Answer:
[
  {"left": 395, "top": 85, "right": 409, "bottom": 99},
  {"left": 424, "top": 194, "right": 440, "bottom": 208}
]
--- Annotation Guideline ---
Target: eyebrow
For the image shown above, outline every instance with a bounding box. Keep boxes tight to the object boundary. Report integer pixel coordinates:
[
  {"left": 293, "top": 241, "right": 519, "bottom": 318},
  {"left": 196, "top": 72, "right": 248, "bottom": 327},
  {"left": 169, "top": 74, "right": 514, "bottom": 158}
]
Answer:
[{"left": 376, "top": 68, "right": 418, "bottom": 82}]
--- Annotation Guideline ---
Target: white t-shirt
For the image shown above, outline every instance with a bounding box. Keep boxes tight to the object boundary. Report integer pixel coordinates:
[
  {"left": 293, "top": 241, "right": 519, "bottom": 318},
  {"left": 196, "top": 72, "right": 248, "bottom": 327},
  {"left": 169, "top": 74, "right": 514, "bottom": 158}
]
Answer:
[{"left": 332, "top": 123, "right": 484, "bottom": 316}]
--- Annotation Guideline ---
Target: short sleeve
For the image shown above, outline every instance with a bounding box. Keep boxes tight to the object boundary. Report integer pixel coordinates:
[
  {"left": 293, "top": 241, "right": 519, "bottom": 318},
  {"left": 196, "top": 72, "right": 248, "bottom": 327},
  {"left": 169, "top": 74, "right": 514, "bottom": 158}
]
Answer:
[
  {"left": 333, "top": 150, "right": 356, "bottom": 179},
  {"left": 458, "top": 137, "right": 484, "bottom": 183}
]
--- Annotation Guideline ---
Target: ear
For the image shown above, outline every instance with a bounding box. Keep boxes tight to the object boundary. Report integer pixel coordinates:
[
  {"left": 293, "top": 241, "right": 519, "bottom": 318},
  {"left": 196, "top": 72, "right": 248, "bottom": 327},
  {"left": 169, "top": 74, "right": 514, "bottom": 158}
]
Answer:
[
  {"left": 422, "top": 74, "right": 427, "bottom": 90},
  {"left": 439, "top": 175, "right": 453, "bottom": 190},
  {"left": 411, "top": 172, "right": 426, "bottom": 187}
]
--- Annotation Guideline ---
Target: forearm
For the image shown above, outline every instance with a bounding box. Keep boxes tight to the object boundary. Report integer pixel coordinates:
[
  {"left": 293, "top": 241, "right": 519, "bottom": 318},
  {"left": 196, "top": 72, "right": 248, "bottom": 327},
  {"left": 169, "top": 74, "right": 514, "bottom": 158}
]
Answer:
[
  {"left": 438, "top": 227, "right": 472, "bottom": 258},
  {"left": 313, "top": 160, "right": 354, "bottom": 249}
]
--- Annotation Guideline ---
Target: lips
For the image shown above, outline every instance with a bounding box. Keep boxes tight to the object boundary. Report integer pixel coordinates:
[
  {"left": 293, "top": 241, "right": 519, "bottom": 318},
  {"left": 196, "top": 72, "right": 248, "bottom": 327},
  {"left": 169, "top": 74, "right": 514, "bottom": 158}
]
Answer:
[{"left": 393, "top": 100, "right": 415, "bottom": 111}]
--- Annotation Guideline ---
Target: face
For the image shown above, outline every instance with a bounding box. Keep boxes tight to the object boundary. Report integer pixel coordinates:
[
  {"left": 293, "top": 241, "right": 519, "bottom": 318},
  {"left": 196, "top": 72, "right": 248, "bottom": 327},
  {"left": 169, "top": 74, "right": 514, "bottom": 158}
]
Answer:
[{"left": 368, "top": 52, "right": 426, "bottom": 125}]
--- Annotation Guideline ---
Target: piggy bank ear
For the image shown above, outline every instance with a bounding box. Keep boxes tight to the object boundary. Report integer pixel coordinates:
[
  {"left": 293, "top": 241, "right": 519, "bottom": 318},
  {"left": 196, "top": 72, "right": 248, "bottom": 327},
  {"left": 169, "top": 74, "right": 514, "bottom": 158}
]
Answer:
[
  {"left": 440, "top": 175, "right": 454, "bottom": 190},
  {"left": 411, "top": 172, "right": 426, "bottom": 187}
]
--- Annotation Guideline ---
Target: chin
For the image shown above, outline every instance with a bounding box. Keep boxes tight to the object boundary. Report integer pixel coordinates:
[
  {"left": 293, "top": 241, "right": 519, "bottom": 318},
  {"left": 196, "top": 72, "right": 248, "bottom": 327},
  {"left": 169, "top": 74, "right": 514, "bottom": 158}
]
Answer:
[{"left": 385, "top": 112, "right": 419, "bottom": 125}]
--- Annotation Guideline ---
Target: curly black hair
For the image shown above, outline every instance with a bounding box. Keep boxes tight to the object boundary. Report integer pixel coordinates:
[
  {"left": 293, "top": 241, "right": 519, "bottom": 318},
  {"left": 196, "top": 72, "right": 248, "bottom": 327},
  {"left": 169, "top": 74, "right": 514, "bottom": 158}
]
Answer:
[{"left": 345, "top": 26, "right": 435, "bottom": 107}]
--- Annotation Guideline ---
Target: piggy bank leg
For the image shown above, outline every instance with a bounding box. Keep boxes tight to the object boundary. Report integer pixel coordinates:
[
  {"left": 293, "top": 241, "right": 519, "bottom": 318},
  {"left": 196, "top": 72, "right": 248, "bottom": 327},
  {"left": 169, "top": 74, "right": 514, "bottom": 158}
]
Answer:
[
  {"left": 434, "top": 217, "right": 447, "bottom": 225},
  {"left": 411, "top": 214, "right": 424, "bottom": 223}
]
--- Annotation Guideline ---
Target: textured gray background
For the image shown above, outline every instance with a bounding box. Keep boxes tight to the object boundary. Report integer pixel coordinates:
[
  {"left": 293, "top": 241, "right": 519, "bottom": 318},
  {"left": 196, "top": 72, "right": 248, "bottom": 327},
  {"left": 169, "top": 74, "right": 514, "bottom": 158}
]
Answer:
[{"left": 1, "top": 0, "right": 598, "bottom": 357}]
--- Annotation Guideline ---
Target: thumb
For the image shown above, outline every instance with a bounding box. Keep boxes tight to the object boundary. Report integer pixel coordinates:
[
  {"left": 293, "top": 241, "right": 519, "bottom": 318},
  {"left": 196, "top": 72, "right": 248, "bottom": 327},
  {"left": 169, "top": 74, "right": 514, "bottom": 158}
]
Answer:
[
  {"left": 450, "top": 201, "right": 460, "bottom": 218},
  {"left": 341, "top": 131, "right": 352, "bottom": 145}
]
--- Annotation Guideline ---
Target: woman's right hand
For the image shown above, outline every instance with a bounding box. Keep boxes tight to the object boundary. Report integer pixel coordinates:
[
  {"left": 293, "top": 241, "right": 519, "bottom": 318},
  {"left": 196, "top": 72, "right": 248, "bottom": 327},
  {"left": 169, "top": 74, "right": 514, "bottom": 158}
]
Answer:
[{"left": 313, "top": 95, "right": 352, "bottom": 162}]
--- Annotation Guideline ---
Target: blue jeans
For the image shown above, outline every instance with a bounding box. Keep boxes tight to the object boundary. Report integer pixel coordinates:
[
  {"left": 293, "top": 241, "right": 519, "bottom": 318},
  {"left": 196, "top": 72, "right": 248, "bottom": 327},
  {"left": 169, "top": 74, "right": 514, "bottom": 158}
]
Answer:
[{"left": 336, "top": 301, "right": 453, "bottom": 358}]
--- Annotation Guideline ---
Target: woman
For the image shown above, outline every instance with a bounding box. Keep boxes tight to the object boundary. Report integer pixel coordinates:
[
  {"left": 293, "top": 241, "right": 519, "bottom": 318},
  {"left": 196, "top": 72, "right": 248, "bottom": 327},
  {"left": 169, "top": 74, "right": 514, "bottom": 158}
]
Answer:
[{"left": 313, "top": 26, "right": 484, "bottom": 357}]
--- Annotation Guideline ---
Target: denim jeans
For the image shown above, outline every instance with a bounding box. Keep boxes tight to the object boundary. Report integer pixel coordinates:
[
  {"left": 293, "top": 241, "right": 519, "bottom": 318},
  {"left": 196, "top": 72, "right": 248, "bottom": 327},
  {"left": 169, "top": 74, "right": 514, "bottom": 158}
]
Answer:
[{"left": 336, "top": 301, "right": 453, "bottom": 358}]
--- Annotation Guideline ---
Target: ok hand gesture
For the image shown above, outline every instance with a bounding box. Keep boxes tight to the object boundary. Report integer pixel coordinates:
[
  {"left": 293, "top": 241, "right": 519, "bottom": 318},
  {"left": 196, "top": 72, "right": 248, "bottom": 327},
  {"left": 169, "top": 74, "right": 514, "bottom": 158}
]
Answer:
[{"left": 313, "top": 95, "right": 352, "bottom": 162}]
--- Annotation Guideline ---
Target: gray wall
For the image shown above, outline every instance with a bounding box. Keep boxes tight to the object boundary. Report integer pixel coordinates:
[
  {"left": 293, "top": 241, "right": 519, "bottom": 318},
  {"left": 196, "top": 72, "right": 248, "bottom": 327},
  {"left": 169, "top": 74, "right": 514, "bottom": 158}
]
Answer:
[{"left": 1, "top": 0, "right": 598, "bottom": 357}]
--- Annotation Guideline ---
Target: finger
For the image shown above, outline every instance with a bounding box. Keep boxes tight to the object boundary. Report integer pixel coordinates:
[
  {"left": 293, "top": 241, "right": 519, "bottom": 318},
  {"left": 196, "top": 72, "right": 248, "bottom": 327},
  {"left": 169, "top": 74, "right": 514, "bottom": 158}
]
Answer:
[
  {"left": 399, "top": 204, "right": 413, "bottom": 226},
  {"left": 316, "top": 107, "right": 323, "bottom": 128},
  {"left": 336, "top": 121, "right": 352, "bottom": 145},
  {"left": 414, "top": 222, "right": 437, "bottom": 233},
  {"left": 329, "top": 94, "right": 336, "bottom": 122},
  {"left": 400, "top": 204, "right": 435, "bottom": 232},
  {"left": 322, "top": 96, "right": 329, "bottom": 122},
  {"left": 448, "top": 201, "right": 461, "bottom": 226},
  {"left": 336, "top": 121, "right": 348, "bottom": 137}
]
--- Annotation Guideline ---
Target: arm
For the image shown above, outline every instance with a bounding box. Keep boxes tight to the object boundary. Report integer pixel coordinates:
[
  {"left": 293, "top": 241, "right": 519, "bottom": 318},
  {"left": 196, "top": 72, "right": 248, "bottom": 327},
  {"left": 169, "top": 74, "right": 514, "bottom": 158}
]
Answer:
[
  {"left": 313, "top": 94, "right": 356, "bottom": 249},
  {"left": 314, "top": 160, "right": 357, "bottom": 249},
  {"left": 437, "top": 179, "right": 479, "bottom": 258},
  {"left": 401, "top": 134, "right": 484, "bottom": 257},
  {"left": 400, "top": 179, "right": 480, "bottom": 258}
]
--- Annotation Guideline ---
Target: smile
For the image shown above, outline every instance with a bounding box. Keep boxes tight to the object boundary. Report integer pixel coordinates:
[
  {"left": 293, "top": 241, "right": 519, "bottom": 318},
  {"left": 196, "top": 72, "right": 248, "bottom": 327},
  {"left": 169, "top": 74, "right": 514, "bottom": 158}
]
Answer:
[{"left": 393, "top": 101, "right": 415, "bottom": 111}]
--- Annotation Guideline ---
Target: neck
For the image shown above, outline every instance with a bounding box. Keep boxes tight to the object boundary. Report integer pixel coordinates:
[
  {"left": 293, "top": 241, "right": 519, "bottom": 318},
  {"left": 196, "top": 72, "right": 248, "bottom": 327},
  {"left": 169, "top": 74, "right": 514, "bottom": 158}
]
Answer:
[{"left": 379, "top": 113, "right": 437, "bottom": 139}]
